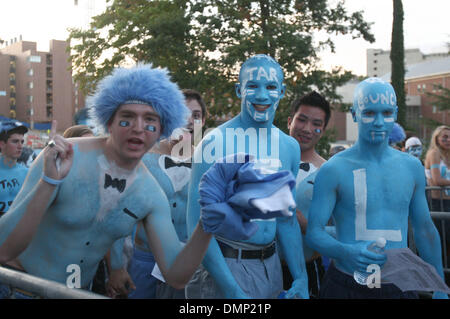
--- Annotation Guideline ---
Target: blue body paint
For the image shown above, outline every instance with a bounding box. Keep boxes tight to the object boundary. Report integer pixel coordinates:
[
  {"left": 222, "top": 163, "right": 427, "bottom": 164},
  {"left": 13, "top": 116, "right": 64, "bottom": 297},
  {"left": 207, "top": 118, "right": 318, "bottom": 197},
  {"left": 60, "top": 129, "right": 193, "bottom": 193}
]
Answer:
[
  {"left": 186, "top": 55, "right": 308, "bottom": 299},
  {"left": 305, "top": 78, "right": 448, "bottom": 298}
]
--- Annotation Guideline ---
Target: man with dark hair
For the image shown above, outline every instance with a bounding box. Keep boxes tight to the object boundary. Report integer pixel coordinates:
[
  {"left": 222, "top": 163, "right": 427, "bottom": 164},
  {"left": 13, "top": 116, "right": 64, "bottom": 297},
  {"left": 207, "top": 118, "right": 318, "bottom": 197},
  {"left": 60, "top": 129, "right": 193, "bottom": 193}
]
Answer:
[
  {"left": 0, "top": 120, "right": 29, "bottom": 216},
  {"left": 285, "top": 91, "right": 331, "bottom": 298},
  {"left": 288, "top": 91, "right": 330, "bottom": 178}
]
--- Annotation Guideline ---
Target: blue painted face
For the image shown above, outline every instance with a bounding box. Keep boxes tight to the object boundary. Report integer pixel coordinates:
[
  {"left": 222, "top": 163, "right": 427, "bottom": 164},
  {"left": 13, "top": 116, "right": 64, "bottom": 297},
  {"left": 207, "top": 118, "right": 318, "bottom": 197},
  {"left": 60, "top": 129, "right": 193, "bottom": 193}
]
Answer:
[
  {"left": 352, "top": 78, "right": 398, "bottom": 144},
  {"left": 236, "top": 55, "right": 285, "bottom": 123},
  {"left": 407, "top": 145, "right": 423, "bottom": 158}
]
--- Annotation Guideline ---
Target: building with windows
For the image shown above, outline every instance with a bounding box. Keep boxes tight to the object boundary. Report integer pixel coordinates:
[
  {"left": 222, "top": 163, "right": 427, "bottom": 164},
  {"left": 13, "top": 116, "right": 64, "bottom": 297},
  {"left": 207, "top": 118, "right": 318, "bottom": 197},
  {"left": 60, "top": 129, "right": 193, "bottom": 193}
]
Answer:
[
  {"left": 381, "top": 56, "right": 450, "bottom": 141},
  {"left": 0, "top": 39, "right": 81, "bottom": 132},
  {"left": 367, "top": 48, "right": 448, "bottom": 78}
]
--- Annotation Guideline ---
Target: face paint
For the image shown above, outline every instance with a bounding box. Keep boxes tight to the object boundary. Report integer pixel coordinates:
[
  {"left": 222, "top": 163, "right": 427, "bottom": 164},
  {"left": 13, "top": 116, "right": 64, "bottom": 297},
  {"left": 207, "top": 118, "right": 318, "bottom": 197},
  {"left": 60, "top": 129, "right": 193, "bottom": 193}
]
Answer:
[
  {"left": 145, "top": 125, "right": 156, "bottom": 132},
  {"left": 352, "top": 78, "right": 398, "bottom": 145},
  {"left": 407, "top": 145, "right": 422, "bottom": 158},
  {"left": 314, "top": 128, "right": 322, "bottom": 134},
  {"left": 119, "top": 121, "right": 130, "bottom": 127},
  {"left": 238, "top": 56, "right": 285, "bottom": 123}
]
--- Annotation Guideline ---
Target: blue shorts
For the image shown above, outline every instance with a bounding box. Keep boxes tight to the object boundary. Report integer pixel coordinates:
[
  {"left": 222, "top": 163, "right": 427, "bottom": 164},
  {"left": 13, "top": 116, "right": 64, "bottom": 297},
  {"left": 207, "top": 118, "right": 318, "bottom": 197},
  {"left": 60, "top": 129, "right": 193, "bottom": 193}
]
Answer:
[{"left": 127, "top": 248, "right": 159, "bottom": 299}]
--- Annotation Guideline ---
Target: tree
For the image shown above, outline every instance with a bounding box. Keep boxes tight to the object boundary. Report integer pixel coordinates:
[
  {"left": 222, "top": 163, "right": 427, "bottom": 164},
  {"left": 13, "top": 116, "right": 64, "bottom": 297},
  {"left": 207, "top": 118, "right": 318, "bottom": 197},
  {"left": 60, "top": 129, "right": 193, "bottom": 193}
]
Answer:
[
  {"left": 390, "top": 0, "right": 406, "bottom": 128},
  {"left": 68, "top": 0, "right": 375, "bottom": 133}
]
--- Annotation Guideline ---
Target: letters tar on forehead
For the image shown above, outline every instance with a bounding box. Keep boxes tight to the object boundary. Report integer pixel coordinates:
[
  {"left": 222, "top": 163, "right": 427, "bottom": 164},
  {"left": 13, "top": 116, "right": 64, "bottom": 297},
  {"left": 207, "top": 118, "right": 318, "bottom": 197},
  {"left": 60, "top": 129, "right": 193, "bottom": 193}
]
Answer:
[
  {"left": 243, "top": 66, "right": 279, "bottom": 83},
  {"left": 240, "top": 55, "right": 283, "bottom": 84}
]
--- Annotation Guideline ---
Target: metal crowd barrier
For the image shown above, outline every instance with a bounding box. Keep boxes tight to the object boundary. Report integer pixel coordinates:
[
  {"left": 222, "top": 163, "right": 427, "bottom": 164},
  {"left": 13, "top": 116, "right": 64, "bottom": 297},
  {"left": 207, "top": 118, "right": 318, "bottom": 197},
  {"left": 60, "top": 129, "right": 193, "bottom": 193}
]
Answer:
[
  {"left": 424, "top": 186, "right": 450, "bottom": 273},
  {"left": 0, "top": 266, "right": 108, "bottom": 299}
]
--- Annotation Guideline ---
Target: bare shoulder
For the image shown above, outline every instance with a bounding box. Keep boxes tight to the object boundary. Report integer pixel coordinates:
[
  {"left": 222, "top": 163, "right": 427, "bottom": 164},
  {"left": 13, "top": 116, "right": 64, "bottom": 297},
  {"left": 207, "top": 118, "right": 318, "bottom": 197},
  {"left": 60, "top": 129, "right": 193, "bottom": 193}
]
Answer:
[
  {"left": 277, "top": 127, "right": 299, "bottom": 149},
  {"left": 392, "top": 148, "right": 423, "bottom": 169},
  {"left": 424, "top": 147, "right": 440, "bottom": 167}
]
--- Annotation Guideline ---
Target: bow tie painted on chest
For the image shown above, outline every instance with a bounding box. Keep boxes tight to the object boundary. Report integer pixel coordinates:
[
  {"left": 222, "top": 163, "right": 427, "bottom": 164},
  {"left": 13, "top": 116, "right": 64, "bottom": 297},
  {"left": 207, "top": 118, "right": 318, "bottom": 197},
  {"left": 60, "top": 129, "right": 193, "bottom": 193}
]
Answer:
[
  {"left": 299, "top": 162, "right": 310, "bottom": 172},
  {"left": 104, "top": 174, "right": 126, "bottom": 193},
  {"left": 164, "top": 156, "right": 192, "bottom": 169}
]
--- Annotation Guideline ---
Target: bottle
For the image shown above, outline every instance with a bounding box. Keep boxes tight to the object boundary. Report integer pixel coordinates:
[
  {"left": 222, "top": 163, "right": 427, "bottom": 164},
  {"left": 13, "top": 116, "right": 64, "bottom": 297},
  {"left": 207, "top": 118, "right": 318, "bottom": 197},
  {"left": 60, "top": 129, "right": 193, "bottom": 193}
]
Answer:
[{"left": 353, "top": 237, "right": 386, "bottom": 285}]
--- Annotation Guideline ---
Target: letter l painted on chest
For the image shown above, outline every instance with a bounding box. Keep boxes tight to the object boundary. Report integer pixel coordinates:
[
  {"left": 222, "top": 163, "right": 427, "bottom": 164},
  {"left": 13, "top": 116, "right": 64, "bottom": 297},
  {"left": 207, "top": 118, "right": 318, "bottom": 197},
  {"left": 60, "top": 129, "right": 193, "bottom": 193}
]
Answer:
[{"left": 353, "top": 168, "right": 402, "bottom": 241}]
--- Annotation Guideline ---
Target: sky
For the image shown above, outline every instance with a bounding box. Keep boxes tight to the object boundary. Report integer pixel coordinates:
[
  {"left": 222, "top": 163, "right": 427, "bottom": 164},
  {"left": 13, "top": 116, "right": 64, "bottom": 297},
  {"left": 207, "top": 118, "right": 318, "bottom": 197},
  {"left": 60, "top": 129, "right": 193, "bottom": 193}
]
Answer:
[{"left": 1, "top": 0, "right": 448, "bottom": 76}]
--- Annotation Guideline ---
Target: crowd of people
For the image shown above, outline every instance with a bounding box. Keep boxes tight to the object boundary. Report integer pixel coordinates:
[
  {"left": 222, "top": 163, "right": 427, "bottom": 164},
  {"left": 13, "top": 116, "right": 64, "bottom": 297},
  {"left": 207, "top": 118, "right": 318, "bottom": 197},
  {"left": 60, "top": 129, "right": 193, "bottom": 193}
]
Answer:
[{"left": 0, "top": 55, "right": 448, "bottom": 299}]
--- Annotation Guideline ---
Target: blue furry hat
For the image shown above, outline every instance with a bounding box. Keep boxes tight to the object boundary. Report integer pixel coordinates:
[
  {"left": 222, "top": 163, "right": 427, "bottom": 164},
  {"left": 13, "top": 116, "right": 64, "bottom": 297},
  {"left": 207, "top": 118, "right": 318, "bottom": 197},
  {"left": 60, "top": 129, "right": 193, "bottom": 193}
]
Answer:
[
  {"left": 87, "top": 64, "right": 189, "bottom": 139},
  {"left": 389, "top": 122, "right": 406, "bottom": 145}
]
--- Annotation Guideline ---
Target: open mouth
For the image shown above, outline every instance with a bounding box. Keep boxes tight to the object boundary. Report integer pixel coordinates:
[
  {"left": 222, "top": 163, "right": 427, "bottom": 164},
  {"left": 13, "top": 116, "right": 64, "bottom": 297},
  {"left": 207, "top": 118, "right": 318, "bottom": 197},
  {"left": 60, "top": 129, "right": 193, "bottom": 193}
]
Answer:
[
  {"left": 253, "top": 104, "right": 270, "bottom": 112},
  {"left": 127, "top": 137, "right": 144, "bottom": 149}
]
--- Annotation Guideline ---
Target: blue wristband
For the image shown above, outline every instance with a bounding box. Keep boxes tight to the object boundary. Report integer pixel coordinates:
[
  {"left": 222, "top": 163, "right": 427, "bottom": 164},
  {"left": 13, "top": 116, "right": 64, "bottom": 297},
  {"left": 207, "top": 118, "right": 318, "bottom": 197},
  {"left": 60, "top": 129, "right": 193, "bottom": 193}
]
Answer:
[{"left": 42, "top": 174, "right": 64, "bottom": 186}]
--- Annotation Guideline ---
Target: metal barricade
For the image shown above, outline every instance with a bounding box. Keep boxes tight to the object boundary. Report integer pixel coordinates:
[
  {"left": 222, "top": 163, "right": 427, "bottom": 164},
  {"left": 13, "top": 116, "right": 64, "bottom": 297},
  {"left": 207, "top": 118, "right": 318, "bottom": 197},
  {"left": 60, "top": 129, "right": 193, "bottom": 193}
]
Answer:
[
  {"left": 0, "top": 266, "right": 109, "bottom": 299},
  {"left": 424, "top": 186, "right": 450, "bottom": 274}
]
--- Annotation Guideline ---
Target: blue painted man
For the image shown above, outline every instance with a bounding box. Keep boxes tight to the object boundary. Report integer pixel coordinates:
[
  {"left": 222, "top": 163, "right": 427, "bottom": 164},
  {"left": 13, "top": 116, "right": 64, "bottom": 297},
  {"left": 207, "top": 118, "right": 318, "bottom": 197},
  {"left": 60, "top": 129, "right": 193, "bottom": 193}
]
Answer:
[
  {"left": 107, "top": 89, "right": 207, "bottom": 299},
  {"left": 0, "top": 65, "right": 259, "bottom": 298},
  {"left": 185, "top": 54, "right": 309, "bottom": 299},
  {"left": 286, "top": 91, "right": 332, "bottom": 298},
  {"left": 0, "top": 120, "right": 29, "bottom": 217},
  {"left": 306, "top": 77, "right": 448, "bottom": 298}
]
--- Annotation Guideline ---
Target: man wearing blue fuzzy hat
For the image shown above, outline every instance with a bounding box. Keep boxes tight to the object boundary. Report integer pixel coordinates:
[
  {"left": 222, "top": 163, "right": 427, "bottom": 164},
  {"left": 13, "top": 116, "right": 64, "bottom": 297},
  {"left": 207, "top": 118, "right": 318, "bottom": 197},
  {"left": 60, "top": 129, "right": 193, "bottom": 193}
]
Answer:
[
  {"left": 186, "top": 54, "right": 309, "bottom": 299},
  {"left": 0, "top": 120, "right": 29, "bottom": 217},
  {"left": 306, "top": 77, "right": 448, "bottom": 298},
  {"left": 0, "top": 64, "right": 269, "bottom": 298}
]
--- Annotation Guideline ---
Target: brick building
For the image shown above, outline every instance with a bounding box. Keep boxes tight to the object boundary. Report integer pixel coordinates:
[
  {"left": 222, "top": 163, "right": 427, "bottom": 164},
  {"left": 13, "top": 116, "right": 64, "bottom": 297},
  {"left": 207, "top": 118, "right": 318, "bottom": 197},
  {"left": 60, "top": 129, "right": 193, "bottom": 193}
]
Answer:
[
  {"left": 382, "top": 56, "right": 450, "bottom": 142},
  {"left": 0, "top": 39, "right": 81, "bottom": 133}
]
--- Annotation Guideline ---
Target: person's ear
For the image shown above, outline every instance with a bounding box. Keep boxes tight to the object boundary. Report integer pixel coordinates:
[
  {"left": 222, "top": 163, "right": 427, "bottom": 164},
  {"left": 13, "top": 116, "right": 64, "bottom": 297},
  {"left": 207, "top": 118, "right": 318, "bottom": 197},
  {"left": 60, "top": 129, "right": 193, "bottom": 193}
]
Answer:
[
  {"left": 279, "top": 84, "right": 286, "bottom": 99},
  {"left": 351, "top": 107, "right": 357, "bottom": 123},
  {"left": 235, "top": 83, "right": 242, "bottom": 99},
  {"left": 287, "top": 116, "right": 292, "bottom": 130}
]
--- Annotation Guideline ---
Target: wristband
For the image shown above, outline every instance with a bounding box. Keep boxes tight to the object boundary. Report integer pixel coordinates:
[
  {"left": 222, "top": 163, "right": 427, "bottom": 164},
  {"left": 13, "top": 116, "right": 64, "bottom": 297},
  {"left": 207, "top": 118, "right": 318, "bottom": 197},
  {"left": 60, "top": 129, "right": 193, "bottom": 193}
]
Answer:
[{"left": 42, "top": 174, "right": 64, "bottom": 186}]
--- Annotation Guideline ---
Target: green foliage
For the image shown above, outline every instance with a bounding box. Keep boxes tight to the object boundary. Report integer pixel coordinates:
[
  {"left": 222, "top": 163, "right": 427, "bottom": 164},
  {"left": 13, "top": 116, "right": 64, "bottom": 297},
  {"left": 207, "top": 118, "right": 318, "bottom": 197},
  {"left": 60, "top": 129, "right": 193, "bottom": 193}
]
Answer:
[
  {"left": 68, "top": 0, "right": 375, "bottom": 138},
  {"left": 390, "top": 0, "right": 406, "bottom": 128}
]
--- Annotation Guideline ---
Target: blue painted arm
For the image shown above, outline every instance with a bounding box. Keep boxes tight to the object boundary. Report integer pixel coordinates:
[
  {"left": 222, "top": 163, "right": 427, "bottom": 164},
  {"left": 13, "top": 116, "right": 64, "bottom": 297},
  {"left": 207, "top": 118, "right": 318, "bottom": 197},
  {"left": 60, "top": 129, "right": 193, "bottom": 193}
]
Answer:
[
  {"left": 277, "top": 145, "right": 308, "bottom": 299},
  {"left": 110, "top": 237, "right": 126, "bottom": 270},
  {"left": 186, "top": 155, "right": 248, "bottom": 298},
  {"left": 0, "top": 153, "right": 59, "bottom": 263}
]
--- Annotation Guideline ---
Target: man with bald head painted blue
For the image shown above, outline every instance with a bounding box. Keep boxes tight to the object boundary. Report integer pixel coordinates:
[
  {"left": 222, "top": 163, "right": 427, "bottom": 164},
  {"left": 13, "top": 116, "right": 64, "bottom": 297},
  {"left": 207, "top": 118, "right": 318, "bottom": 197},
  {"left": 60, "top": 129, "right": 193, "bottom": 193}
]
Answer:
[
  {"left": 186, "top": 54, "right": 309, "bottom": 299},
  {"left": 306, "top": 78, "right": 448, "bottom": 298}
]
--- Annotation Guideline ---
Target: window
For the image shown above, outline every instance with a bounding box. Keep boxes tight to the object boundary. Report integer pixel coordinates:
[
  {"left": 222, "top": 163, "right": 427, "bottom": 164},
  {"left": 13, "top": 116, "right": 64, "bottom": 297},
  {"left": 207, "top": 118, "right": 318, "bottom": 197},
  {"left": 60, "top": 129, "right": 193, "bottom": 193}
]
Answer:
[
  {"left": 0, "top": 91, "right": 6, "bottom": 96},
  {"left": 27, "top": 95, "right": 33, "bottom": 103},
  {"left": 27, "top": 68, "right": 34, "bottom": 76},
  {"left": 28, "top": 82, "right": 34, "bottom": 89},
  {"left": 27, "top": 55, "right": 41, "bottom": 63},
  {"left": 432, "top": 105, "right": 437, "bottom": 113}
]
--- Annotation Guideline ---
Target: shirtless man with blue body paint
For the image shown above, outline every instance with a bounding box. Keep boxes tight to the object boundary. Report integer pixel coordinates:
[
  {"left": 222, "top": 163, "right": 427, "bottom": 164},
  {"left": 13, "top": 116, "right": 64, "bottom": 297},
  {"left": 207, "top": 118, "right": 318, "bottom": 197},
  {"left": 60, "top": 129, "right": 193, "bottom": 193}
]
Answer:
[
  {"left": 107, "top": 89, "right": 207, "bottom": 299},
  {"left": 0, "top": 65, "right": 254, "bottom": 296},
  {"left": 185, "top": 54, "right": 309, "bottom": 299},
  {"left": 306, "top": 77, "right": 448, "bottom": 299}
]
